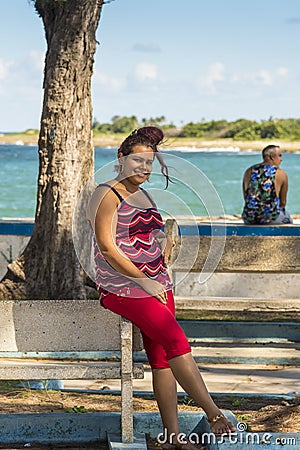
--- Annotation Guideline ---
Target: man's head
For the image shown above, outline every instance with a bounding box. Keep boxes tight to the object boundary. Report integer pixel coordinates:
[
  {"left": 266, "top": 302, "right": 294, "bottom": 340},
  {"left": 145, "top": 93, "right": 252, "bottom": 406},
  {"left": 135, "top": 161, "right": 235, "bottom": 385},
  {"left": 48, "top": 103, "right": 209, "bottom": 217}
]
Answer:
[{"left": 262, "top": 145, "right": 282, "bottom": 166}]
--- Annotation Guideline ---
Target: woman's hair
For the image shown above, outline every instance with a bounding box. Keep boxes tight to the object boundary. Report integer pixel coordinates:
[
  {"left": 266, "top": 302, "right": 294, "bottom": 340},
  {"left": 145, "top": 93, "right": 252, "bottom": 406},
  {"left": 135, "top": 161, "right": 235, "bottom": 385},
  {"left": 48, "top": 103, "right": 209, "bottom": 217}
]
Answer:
[{"left": 118, "top": 126, "right": 171, "bottom": 188}]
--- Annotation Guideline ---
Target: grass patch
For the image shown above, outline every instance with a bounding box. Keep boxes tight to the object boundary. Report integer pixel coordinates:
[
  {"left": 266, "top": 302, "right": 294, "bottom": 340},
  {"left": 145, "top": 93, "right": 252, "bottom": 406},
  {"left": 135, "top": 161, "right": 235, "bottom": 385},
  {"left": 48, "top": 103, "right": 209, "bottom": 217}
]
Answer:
[{"left": 0, "top": 380, "right": 21, "bottom": 389}]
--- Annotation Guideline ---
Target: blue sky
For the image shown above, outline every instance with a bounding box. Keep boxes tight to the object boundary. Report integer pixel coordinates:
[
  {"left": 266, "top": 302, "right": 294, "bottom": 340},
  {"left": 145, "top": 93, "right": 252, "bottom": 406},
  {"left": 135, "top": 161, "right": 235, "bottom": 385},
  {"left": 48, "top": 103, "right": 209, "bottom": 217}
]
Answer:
[{"left": 0, "top": 0, "right": 300, "bottom": 132}]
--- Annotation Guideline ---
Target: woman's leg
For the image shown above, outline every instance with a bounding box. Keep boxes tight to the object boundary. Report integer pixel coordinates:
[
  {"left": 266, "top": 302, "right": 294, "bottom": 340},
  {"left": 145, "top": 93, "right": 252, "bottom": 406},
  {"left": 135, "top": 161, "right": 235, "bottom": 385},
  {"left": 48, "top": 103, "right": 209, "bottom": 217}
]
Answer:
[
  {"left": 102, "top": 291, "right": 236, "bottom": 436},
  {"left": 152, "top": 368, "right": 179, "bottom": 444},
  {"left": 169, "top": 353, "right": 236, "bottom": 435},
  {"left": 152, "top": 368, "right": 207, "bottom": 449}
]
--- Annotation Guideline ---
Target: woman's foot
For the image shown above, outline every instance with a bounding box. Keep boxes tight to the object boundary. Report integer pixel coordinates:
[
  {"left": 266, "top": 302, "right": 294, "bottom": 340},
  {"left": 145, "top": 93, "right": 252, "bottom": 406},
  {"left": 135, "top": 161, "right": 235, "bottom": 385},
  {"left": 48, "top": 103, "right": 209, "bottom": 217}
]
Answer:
[{"left": 207, "top": 412, "right": 236, "bottom": 435}]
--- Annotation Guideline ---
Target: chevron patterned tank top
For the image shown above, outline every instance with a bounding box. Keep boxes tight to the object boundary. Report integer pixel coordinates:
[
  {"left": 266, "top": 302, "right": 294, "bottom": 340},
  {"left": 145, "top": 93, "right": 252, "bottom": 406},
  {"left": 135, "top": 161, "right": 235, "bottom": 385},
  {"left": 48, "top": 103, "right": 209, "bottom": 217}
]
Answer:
[{"left": 93, "top": 183, "right": 173, "bottom": 300}]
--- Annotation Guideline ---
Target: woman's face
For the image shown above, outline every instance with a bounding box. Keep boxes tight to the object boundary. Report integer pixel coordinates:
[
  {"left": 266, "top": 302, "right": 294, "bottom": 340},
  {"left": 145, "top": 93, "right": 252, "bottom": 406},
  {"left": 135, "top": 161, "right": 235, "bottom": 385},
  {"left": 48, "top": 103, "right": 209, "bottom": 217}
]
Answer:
[{"left": 119, "top": 144, "right": 155, "bottom": 185}]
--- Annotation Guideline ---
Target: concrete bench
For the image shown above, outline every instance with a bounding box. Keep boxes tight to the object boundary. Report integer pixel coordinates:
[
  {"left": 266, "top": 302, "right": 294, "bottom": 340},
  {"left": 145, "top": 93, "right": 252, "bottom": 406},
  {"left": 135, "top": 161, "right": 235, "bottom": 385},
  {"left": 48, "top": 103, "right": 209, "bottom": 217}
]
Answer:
[
  {"left": 164, "top": 219, "right": 300, "bottom": 313},
  {"left": 0, "top": 219, "right": 33, "bottom": 280},
  {"left": 0, "top": 299, "right": 144, "bottom": 446},
  {"left": 2, "top": 219, "right": 300, "bottom": 309}
]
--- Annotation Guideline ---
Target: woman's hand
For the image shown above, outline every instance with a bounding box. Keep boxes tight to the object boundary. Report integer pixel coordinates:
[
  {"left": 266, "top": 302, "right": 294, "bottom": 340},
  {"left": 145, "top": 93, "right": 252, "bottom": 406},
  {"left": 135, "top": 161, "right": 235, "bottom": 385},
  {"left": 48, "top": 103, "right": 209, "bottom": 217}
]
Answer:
[{"left": 138, "top": 278, "right": 168, "bottom": 304}]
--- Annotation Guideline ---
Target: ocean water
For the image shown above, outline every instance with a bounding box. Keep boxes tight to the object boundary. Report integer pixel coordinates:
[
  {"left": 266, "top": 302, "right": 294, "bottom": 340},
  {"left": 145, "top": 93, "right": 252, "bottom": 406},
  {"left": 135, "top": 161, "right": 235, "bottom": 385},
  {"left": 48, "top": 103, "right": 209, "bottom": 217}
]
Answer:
[{"left": 1, "top": 144, "right": 300, "bottom": 219}]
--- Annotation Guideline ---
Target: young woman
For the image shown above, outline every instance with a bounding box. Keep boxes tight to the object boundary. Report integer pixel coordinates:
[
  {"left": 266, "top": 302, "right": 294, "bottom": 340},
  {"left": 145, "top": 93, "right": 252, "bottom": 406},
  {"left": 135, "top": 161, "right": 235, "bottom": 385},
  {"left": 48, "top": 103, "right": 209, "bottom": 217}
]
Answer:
[{"left": 87, "top": 127, "right": 236, "bottom": 449}]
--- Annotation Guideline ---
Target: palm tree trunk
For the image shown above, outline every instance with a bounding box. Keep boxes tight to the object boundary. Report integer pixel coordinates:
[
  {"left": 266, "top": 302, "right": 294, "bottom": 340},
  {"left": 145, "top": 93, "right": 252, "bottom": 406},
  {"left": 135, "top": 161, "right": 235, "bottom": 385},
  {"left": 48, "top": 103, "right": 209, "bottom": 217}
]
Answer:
[{"left": 0, "top": 0, "right": 103, "bottom": 299}]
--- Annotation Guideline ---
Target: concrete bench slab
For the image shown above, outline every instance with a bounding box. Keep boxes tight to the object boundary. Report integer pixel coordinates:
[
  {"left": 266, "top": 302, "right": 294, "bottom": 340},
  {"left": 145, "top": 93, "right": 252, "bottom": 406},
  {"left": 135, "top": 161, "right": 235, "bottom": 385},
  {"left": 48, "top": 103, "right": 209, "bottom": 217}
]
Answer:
[
  {"left": 0, "top": 359, "right": 144, "bottom": 380},
  {"left": 0, "top": 299, "right": 142, "bottom": 352},
  {"left": 0, "top": 299, "right": 144, "bottom": 444}
]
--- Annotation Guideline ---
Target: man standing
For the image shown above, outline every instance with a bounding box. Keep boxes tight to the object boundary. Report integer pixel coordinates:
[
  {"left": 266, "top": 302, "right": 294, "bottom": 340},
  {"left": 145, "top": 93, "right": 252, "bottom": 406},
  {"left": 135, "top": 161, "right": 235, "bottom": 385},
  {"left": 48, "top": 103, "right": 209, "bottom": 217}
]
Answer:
[{"left": 242, "top": 145, "right": 293, "bottom": 224}]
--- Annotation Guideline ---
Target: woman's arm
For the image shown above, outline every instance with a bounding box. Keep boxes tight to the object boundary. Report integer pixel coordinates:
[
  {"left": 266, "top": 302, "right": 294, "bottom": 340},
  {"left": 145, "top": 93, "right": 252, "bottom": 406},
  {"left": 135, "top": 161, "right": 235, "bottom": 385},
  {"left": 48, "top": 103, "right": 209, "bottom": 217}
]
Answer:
[{"left": 90, "top": 187, "right": 168, "bottom": 303}]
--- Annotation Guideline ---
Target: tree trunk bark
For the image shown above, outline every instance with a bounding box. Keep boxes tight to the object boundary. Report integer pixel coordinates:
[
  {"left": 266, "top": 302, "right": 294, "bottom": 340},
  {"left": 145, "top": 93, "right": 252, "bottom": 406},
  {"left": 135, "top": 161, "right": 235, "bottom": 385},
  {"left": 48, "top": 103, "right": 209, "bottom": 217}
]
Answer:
[{"left": 0, "top": 0, "right": 103, "bottom": 299}]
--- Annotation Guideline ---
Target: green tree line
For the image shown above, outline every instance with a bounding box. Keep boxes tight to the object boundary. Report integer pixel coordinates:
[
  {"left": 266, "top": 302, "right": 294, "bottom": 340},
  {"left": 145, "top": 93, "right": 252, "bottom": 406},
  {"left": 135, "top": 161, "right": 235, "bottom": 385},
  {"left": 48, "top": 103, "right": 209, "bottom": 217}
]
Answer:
[{"left": 92, "top": 116, "right": 300, "bottom": 141}]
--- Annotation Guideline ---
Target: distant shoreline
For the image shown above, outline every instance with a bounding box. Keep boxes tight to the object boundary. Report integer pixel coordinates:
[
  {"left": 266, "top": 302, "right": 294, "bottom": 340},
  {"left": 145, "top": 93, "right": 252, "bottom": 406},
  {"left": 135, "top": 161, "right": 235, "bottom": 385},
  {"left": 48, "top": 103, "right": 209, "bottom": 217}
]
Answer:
[{"left": 0, "top": 132, "right": 300, "bottom": 152}]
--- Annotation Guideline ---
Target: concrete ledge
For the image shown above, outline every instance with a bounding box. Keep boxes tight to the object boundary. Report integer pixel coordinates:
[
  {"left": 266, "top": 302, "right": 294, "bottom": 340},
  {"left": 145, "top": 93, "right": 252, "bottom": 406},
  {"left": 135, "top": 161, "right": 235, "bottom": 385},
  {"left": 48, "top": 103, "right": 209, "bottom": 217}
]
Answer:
[
  {"left": 178, "top": 320, "right": 300, "bottom": 341},
  {"left": 0, "top": 219, "right": 34, "bottom": 236},
  {"left": 134, "top": 346, "right": 300, "bottom": 366},
  {"left": 0, "top": 411, "right": 206, "bottom": 444},
  {"left": 175, "top": 297, "right": 300, "bottom": 311},
  {"left": 0, "top": 360, "right": 144, "bottom": 380},
  {"left": 1, "top": 220, "right": 298, "bottom": 237},
  {"left": 177, "top": 223, "right": 300, "bottom": 237},
  {"left": 0, "top": 411, "right": 297, "bottom": 450}
]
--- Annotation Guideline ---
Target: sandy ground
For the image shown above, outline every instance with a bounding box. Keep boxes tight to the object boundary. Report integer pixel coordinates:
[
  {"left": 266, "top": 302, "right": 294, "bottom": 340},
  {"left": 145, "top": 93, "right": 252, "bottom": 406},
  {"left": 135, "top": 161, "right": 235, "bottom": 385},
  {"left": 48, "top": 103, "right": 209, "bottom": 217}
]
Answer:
[
  {"left": 0, "top": 388, "right": 299, "bottom": 433},
  {"left": 0, "top": 385, "right": 299, "bottom": 449}
]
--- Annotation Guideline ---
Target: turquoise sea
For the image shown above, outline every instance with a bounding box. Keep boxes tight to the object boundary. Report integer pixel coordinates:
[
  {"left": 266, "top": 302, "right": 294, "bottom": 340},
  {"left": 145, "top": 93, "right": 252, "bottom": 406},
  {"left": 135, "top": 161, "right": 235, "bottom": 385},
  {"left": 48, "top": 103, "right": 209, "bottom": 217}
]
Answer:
[{"left": 1, "top": 144, "right": 300, "bottom": 219}]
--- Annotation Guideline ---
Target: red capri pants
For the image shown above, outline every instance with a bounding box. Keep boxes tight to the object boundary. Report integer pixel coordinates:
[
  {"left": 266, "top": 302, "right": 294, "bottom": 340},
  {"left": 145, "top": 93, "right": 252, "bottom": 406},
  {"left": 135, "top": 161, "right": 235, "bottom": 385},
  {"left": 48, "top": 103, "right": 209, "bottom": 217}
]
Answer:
[{"left": 102, "top": 290, "right": 191, "bottom": 369}]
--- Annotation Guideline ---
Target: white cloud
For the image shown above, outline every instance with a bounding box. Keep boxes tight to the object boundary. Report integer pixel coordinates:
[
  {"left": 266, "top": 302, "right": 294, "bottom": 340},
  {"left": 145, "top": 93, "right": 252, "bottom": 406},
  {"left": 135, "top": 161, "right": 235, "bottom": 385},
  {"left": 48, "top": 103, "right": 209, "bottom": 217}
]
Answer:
[
  {"left": 93, "top": 71, "right": 124, "bottom": 92},
  {"left": 196, "top": 63, "right": 290, "bottom": 99},
  {"left": 28, "top": 50, "right": 44, "bottom": 72},
  {"left": 229, "top": 68, "right": 274, "bottom": 87},
  {"left": 256, "top": 69, "right": 273, "bottom": 86},
  {"left": 205, "top": 62, "right": 225, "bottom": 93},
  {"left": 231, "top": 74, "right": 240, "bottom": 83},
  {"left": 0, "top": 58, "right": 13, "bottom": 81},
  {"left": 276, "top": 66, "right": 288, "bottom": 77},
  {"left": 230, "top": 66, "right": 289, "bottom": 88},
  {"left": 134, "top": 63, "right": 158, "bottom": 83}
]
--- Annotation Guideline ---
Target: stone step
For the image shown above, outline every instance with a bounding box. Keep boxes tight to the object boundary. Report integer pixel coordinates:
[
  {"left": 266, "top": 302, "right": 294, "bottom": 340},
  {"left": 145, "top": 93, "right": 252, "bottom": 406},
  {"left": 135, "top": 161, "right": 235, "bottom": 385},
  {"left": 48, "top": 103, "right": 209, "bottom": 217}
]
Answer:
[
  {"left": 133, "top": 320, "right": 300, "bottom": 365},
  {"left": 134, "top": 341, "right": 300, "bottom": 365},
  {"left": 178, "top": 320, "right": 300, "bottom": 341},
  {"left": 190, "top": 341, "right": 300, "bottom": 365},
  {"left": 0, "top": 408, "right": 298, "bottom": 449},
  {"left": 175, "top": 296, "right": 300, "bottom": 311},
  {"left": 80, "top": 362, "right": 300, "bottom": 396}
]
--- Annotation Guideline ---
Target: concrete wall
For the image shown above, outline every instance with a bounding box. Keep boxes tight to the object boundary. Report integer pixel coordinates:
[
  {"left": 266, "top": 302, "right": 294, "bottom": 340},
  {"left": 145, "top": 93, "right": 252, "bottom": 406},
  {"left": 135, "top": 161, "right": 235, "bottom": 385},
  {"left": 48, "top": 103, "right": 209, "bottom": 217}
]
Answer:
[
  {"left": 0, "top": 234, "right": 30, "bottom": 279},
  {"left": 171, "top": 235, "right": 300, "bottom": 273},
  {"left": 174, "top": 272, "right": 300, "bottom": 299},
  {"left": 165, "top": 221, "right": 300, "bottom": 310}
]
